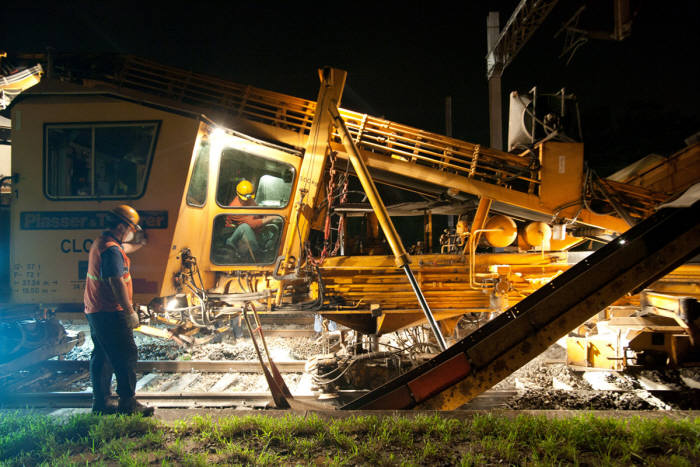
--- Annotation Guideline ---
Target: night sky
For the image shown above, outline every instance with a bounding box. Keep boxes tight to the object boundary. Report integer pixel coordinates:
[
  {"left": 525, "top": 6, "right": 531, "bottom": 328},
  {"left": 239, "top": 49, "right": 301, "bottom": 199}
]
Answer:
[{"left": 2, "top": 1, "right": 698, "bottom": 175}]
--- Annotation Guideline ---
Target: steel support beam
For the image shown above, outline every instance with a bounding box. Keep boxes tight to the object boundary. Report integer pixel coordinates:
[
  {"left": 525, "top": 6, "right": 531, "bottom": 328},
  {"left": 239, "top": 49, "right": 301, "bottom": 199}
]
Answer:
[
  {"left": 487, "top": 12, "right": 503, "bottom": 150},
  {"left": 329, "top": 105, "right": 447, "bottom": 350},
  {"left": 278, "top": 67, "right": 347, "bottom": 275},
  {"left": 486, "top": 0, "right": 560, "bottom": 79}
]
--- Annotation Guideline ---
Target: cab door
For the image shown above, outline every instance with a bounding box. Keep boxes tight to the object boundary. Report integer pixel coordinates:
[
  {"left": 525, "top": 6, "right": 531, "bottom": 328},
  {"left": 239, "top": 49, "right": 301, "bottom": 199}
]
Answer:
[{"left": 208, "top": 129, "right": 301, "bottom": 270}]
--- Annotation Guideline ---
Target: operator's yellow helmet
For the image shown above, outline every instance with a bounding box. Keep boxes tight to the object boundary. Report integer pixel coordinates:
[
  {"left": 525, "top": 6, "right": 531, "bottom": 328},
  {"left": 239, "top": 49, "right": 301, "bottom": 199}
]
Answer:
[
  {"left": 236, "top": 180, "right": 255, "bottom": 200},
  {"left": 111, "top": 204, "right": 142, "bottom": 231}
]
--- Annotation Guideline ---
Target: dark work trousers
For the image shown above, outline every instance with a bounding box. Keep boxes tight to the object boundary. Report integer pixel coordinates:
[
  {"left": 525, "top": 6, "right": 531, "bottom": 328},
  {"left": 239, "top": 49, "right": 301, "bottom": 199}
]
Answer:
[
  {"left": 226, "top": 223, "right": 259, "bottom": 259},
  {"left": 85, "top": 311, "right": 138, "bottom": 403}
]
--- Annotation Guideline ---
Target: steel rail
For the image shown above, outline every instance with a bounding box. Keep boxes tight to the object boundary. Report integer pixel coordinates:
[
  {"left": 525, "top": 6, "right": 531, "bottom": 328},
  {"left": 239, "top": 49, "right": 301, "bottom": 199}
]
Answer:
[
  {"left": 1, "top": 389, "right": 689, "bottom": 410},
  {"left": 0, "top": 389, "right": 509, "bottom": 409},
  {"left": 0, "top": 391, "right": 319, "bottom": 408},
  {"left": 36, "top": 360, "right": 307, "bottom": 373}
]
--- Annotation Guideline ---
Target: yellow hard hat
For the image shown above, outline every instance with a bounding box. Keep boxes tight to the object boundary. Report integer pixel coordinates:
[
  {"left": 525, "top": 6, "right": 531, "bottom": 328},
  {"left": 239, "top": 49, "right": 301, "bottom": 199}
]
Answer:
[
  {"left": 236, "top": 180, "right": 255, "bottom": 200},
  {"left": 111, "top": 204, "right": 142, "bottom": 231}
]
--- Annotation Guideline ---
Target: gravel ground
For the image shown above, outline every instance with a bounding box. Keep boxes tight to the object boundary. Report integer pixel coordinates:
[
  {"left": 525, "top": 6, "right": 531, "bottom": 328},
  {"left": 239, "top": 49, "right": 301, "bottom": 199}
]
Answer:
[
  {"left": 184, "top": 336, "right": 324, "bottom": 362},
  {"left": 140, "top": 372, "right": 307, "bottom": 393},
  {"left": 491, "top": 342, "right": 700, "bottom": 410},
  {"left": 62, "top": 323, "right": 322, "bottom": 362},
  {"left": 506, "top": 389, "right": 660, "bottom": 410},
  {"left": 62, "top": 324, "right": 181, "bottom": 361},
  {"left": 493, "top": 344, "right": 591, "bottom": 391}
]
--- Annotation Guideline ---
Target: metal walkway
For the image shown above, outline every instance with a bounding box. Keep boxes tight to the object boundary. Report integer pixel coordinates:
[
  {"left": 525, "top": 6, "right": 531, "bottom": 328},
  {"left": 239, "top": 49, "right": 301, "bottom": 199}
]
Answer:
[{"left": 342, "top": 198, "right": 700, "bottom": 410}]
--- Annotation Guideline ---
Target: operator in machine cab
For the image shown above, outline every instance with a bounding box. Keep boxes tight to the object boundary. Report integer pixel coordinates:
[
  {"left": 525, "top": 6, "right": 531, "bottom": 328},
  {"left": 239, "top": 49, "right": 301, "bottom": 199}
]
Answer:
[
  {"left": 224, "top": 179, "right": 279, "bottom": 262},
  {"left": 83, "top": 205, "right": 153, "bottom": 416}
]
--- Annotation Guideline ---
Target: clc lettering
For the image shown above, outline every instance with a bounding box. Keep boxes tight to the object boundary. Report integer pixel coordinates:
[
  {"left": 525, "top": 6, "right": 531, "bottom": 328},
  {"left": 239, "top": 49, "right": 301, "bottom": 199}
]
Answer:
[{"left": 60, "top": 238, "right": 93, "bottom": 253}]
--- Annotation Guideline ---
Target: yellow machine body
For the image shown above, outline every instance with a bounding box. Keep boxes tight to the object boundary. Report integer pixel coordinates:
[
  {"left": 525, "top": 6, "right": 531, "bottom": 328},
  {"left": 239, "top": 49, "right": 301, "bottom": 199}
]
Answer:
[
  {"left": 4, "top": 56, "right": 699, "bottom": 346},
  {"left": 8, "top": 90, "right": 302, "bottom": 306},
  {"left": 10, "top": 93, "right": 198, "bottom": 305}
]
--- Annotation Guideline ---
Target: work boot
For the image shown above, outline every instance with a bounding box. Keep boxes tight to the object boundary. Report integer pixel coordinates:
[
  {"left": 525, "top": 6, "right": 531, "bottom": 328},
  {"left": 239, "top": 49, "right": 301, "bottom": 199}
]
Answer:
[
  {"left": 118, "top": 398, "right": 154, "bottom": 417},
  {"left": 92, "top": 399, "right": 119, "bottom": 415}
]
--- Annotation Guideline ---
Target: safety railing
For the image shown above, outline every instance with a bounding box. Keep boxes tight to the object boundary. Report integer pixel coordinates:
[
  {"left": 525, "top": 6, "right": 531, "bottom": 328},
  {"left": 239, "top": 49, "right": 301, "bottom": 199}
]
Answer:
[
  {"left": 112, "top": 56, "right": 539, "bottom": 194},
  {"left": 336, "top": 109, "right": 537, "bottom": 191},
  {"left": 117, "top": 56, "right": 317, "bottom": 133}
]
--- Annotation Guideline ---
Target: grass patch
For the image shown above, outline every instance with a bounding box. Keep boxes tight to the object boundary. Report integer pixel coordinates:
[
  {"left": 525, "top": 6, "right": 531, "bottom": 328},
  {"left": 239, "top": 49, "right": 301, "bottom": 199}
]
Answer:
[{"left": 0, "top": 410, "right": 697, "bottom": 465}]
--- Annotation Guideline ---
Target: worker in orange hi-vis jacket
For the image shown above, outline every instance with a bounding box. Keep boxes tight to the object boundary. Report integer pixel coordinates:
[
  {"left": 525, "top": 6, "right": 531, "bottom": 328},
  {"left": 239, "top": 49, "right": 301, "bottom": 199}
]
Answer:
[
  {"left": 83, "top": 204, "right": 154, "bottom": 416},
  {"left": 225, "top": 179, "right": 277, "bottom": 261}
]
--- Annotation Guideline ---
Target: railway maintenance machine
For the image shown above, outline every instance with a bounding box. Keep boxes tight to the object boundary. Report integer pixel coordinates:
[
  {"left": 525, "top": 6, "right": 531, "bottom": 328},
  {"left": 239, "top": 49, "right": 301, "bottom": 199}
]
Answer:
[{"left": 1, "top": 55, "right": 698, "bottom": 409}]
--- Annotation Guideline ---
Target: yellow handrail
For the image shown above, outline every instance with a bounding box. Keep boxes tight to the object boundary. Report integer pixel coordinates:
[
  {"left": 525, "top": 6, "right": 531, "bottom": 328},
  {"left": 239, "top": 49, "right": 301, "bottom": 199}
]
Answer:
[{"left": 114, "top": 56, "right": 539, "bottom": 195}]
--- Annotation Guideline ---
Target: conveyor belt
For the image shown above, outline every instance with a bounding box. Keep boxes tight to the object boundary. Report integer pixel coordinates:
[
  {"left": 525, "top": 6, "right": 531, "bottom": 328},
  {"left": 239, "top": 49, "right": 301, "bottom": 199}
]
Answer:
[{"left": 343, "top": 198, "right": 700, "bottom": 410}]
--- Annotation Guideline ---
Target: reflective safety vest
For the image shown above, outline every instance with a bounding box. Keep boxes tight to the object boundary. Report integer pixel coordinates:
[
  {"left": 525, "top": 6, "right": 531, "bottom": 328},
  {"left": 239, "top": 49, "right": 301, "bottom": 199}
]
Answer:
[
  {"left": 83, "top": 234, "right": 132, "bottom": 314},
  {"left": 225, "top": 196, "right": 264, "bottom": 230}
]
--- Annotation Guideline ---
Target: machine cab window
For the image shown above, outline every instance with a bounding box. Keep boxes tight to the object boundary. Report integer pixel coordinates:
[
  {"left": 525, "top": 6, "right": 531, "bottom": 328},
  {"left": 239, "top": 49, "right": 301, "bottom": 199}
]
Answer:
[
  {"left": 45, "top": 121, "right": 159, "bottom": 199},
  {"left": 186, "top": 140, "right": 210, "bottom": 207},
  {"left": 211, "top": 141, "right": 295, "bottom": 265},
  {"left": 215, "top": 147, "right": 294, "bottom": 208}
]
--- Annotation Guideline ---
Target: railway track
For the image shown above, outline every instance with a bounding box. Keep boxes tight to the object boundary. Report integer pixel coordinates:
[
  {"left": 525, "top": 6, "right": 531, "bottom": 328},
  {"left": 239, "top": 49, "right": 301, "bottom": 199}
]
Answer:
[
  {"left": 3, "top": 356, "right": 698, "bottom": 412},
  {"left": 0, "top": 359, "right": 306, "bottom": 401},
  {"left": 0, "top": 358, "right": 518, "bottom": 410},
  {"left": 0, "top": 391, "right": 328, "bottom": 409},
  {"left": 1, "top": 358, "right": 360, "bottom": 409}
]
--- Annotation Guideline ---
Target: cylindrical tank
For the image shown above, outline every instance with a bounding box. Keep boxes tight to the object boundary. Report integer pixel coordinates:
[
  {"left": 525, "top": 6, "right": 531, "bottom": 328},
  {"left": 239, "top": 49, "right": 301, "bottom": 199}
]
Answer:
[
  {"left": 483, "top": 215, "right": 517, "bottom": 247},
  {"left": 523, "top": 221, "right": 552, "bottom": 248}
]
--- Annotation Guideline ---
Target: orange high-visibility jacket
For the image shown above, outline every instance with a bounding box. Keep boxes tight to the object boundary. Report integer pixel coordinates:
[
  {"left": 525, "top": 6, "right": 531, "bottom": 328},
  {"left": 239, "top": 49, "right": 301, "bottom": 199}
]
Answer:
[{"left": 84, "top": 234, "right": 132, "bottom": 314}]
